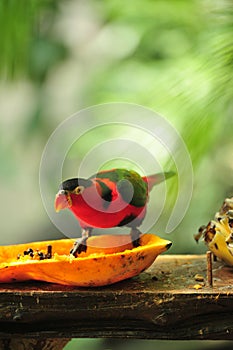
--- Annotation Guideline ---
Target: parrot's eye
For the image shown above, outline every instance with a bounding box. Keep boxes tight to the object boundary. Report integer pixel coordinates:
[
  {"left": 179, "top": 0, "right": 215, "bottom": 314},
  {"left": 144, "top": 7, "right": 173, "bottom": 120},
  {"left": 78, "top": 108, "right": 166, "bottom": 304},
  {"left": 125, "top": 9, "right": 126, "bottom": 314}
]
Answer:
[{"left": 73, "top": 186, "right": 84, "bottom": 195}]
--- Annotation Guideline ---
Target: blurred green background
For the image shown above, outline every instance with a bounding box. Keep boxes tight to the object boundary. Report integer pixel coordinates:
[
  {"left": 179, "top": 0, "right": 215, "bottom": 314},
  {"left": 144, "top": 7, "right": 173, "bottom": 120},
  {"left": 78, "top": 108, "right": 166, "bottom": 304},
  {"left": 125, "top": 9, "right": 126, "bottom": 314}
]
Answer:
[{"left": 0, "top": 0, "right": 232, "bottom": 348}]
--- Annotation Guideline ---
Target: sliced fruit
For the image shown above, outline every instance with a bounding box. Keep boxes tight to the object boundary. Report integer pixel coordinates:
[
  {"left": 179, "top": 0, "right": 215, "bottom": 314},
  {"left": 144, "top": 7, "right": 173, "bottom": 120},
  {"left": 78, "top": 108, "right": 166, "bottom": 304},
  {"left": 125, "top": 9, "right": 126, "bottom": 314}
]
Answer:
[{"left": 0, "top": 234, "right": 172, "bottom": 287}]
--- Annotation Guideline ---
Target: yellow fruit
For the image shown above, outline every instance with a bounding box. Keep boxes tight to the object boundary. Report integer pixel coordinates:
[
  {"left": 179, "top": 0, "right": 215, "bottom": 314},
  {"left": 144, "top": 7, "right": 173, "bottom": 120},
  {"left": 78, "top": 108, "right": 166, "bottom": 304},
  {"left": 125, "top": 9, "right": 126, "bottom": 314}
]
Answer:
[{"left": 0, "top": 234, "right": 172, "bottom": 286}]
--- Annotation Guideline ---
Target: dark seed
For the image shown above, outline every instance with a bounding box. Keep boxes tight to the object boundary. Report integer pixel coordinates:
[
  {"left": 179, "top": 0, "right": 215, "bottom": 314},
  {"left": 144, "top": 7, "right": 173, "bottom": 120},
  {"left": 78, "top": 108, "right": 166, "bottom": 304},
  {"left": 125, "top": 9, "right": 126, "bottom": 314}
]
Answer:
[
  {"left": 24, "top": 248, "right": 33, "bottom": 255},
  {"left": 46, "top": 245, "right": 52, "bottom": 259},
  {"left": 152, "top": 276, "right": 158, "bottom": 281}
]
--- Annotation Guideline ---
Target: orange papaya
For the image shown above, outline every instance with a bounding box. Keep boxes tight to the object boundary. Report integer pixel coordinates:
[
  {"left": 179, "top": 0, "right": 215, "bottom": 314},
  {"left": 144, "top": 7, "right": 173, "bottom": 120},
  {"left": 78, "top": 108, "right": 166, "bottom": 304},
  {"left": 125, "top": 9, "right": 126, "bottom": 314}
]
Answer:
[{"left": 0, "top": 234, "right": 172, "bottom": 287}]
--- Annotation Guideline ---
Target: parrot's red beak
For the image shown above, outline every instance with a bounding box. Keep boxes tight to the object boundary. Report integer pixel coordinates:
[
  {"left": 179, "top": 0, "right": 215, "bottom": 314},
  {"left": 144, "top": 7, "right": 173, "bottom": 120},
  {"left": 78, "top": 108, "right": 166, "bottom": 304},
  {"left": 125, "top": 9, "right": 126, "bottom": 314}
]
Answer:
[{"left": 54, "top": 191, "right": 72, "bottom": 212}]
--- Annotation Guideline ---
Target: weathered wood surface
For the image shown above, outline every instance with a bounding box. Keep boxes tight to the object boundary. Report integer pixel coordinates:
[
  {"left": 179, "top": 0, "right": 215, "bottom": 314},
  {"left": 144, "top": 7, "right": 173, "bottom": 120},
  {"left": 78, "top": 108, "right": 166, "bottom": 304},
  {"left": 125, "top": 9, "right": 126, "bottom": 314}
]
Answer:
[{"left": 0, "top": 254, "right": 233, "bottom": 340}]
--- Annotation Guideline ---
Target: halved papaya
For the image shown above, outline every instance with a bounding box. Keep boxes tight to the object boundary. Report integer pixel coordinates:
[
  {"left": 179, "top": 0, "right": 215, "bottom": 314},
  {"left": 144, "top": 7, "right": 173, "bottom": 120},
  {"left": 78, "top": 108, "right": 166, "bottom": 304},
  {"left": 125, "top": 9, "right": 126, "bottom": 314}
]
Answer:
[{"left": 0, "top": 234, "right": 172, "bottom": 287}]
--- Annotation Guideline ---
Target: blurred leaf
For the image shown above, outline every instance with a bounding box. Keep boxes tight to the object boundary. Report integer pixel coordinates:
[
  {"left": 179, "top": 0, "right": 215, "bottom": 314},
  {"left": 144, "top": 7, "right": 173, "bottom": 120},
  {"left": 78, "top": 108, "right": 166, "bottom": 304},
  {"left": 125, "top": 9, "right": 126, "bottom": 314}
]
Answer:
[
  {"left": 28, "top": 37, "right": 67, "bottom": 83},
  {"left": 0, "top": 0, "right": 63, "bottom": 80}
]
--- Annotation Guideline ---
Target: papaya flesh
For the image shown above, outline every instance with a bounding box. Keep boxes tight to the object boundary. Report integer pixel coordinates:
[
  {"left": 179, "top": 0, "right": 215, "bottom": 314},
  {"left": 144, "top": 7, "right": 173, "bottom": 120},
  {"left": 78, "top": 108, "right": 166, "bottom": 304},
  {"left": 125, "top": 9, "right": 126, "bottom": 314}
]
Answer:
[{"left": 0, "top": 234, "right": 172, "bottom": 287}]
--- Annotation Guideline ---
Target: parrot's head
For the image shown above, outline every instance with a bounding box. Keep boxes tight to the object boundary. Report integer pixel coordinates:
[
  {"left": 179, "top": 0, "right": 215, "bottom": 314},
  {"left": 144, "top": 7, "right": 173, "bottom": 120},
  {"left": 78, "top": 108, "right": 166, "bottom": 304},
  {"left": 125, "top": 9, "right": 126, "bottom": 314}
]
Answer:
[{"left": 54, "top": 178, "right": 92, "bottom": 212}]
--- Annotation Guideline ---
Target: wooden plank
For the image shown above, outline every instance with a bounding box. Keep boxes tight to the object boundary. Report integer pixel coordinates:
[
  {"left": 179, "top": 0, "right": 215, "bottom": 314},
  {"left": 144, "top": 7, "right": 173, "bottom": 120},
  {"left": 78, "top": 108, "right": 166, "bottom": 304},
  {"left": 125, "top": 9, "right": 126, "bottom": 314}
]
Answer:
[{"left": 0, "top": 254, "right": 233, "bottom": 340}]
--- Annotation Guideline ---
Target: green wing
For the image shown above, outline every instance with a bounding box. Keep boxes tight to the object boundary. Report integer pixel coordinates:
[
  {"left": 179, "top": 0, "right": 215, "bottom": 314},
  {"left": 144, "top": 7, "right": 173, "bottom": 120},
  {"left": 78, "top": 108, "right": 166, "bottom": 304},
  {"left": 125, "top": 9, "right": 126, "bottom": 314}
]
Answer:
[{"left": 91, "top": 169, "right": 148, "bottom": 207}]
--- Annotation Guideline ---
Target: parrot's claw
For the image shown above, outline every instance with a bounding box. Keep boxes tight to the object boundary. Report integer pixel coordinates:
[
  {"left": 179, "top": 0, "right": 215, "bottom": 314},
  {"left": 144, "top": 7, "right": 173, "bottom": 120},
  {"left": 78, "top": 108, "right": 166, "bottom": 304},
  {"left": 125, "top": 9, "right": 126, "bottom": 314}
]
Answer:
[
  {"left": 70, "top": 228, "right": 92, "bottom": 257},
  {"left": 130, "top": 228, "right": 141, "bottom": 248},
  {"left": 70, "top": 237, "right": 88, "bottom": 257}
]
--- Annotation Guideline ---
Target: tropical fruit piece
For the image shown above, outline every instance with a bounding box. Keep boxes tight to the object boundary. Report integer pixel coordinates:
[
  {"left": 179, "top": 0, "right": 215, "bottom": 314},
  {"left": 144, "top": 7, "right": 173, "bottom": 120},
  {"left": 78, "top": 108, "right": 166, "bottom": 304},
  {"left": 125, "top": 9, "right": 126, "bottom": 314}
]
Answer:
[{"left": 0, "top": 234, "right": 172, "bottom": 286}]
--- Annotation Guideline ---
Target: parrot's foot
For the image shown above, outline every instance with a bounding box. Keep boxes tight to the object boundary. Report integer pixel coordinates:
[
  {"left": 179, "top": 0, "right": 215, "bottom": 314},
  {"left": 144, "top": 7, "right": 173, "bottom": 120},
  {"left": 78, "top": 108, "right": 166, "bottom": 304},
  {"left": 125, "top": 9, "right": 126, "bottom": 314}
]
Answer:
[
  {"left": 70, "top": 237, "right": 88, "bottom": 257},
  {"left": 70, "top": 229, "right": 92, "bottom": 257},
  {"left": 130, "top": 228, "right": 141, "bottom": 248}
]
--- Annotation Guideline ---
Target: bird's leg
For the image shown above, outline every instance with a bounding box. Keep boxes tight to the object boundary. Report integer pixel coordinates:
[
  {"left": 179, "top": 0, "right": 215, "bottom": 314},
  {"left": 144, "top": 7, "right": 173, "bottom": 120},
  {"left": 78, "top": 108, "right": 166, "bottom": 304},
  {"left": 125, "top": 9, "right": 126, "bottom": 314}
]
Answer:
[
  {"left": 70, "top": 228, "right": 92, "bottom": 257},
  {"left": 130, "top": 228, "right": 142, "bottom": 248}
]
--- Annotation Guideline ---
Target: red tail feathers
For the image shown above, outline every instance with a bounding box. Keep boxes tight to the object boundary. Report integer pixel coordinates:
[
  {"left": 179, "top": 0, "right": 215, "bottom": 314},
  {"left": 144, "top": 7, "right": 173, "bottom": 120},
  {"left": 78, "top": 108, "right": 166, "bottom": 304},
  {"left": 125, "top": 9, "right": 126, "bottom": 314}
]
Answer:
[{"left": 142, "top": 171, "right": 175, "bottom": 192}]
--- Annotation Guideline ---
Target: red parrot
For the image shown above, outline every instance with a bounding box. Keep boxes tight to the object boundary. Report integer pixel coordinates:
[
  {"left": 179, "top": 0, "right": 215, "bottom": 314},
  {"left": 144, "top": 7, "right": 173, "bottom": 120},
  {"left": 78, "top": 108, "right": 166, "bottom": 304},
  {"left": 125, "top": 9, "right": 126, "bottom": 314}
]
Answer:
[{"left": 54, "top": 168, "right": 174, "bottom": 256}]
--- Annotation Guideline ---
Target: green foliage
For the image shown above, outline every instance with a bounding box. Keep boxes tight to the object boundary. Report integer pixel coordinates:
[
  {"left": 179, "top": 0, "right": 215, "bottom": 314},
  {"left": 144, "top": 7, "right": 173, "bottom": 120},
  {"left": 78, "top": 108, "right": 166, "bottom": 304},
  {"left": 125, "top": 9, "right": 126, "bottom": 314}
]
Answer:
[{"left": 0, "top": 0, "right": 65, "bottom": 81}]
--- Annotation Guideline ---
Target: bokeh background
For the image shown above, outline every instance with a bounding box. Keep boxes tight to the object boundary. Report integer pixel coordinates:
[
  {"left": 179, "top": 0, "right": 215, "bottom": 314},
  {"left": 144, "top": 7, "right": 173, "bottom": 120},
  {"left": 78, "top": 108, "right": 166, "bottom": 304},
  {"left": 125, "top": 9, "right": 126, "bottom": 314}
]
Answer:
[{"left": 0, "top": 0, "right": 233, "bottom": 349}]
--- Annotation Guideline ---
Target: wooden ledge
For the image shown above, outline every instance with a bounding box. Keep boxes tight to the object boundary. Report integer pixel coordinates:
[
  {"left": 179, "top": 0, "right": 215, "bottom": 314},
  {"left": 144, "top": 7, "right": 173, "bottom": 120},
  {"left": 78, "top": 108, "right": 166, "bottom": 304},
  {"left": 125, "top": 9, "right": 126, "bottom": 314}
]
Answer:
[{"left": 0, "top": 254, "right": 233, "bottom": 340}]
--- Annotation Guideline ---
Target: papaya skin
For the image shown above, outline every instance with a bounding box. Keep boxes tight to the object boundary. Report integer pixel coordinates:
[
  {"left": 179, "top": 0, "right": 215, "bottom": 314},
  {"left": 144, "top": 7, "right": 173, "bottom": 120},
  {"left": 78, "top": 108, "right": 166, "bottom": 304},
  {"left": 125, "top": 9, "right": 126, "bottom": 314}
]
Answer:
[{"left": 0, "top": 234, "right": 172, "bottom": 287}]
